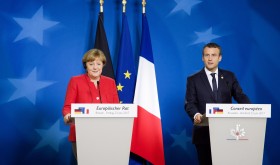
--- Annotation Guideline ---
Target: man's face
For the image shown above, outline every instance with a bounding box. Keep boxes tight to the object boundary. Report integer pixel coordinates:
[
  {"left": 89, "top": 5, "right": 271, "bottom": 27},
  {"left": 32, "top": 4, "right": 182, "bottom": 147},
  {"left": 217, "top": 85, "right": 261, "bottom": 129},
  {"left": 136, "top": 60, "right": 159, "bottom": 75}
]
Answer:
[{"left": 202, "top": 47, "right": 222, "bottom": 72}]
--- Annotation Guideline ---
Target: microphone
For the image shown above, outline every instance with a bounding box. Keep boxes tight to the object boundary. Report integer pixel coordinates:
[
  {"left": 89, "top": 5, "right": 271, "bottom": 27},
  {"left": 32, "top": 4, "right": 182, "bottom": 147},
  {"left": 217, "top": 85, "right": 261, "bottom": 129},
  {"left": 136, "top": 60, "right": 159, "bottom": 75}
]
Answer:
[{"left": 97, "top": 81, "right": 102, "bottom": 103}]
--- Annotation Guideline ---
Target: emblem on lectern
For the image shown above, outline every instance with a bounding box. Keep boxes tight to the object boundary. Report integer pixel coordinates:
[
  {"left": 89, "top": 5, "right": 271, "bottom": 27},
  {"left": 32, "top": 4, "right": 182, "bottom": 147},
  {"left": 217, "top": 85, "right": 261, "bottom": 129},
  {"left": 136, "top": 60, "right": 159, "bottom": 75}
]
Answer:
[
  {"left": 230, "top": 124, "right": 246, "bottom": 140},
  {"left": 74, "top": 107, "right": 89, "bottom": 114}
]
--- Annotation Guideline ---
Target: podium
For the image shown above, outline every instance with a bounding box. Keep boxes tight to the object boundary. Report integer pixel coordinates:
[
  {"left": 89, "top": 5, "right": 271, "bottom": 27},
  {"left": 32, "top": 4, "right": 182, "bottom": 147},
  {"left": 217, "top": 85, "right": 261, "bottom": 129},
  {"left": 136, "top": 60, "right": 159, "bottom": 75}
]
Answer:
[
  {"left": 206, "top": 104, "right": 271, "bottom": 165},
  {"left": 71, "top": 103, "right": 137, "bottom": 165}
]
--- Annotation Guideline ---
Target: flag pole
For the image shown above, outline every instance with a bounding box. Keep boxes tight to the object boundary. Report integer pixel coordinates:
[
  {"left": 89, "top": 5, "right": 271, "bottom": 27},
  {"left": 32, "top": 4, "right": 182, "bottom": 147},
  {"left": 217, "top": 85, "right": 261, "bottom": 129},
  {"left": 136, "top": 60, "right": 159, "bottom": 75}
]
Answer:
[
  {"left": 100, "top": 0, "right": 104, "bottom": 13},
  {"left": 122, "top": 0, "right": 127, "bottom": 13},
  {"left": 95, "top": 0, "right": 115, "bottom": 79},
  {"left": 141, "top": 2, "right": 147, "bottom": 164},
  {"left": 142, "top": 0, "right": 146, "bottom": 14}
]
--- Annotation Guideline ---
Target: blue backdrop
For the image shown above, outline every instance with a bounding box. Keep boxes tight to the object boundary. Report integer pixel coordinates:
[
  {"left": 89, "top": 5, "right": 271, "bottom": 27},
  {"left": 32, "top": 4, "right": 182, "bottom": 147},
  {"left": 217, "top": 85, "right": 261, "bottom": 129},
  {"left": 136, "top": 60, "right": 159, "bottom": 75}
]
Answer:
[{"left": 1, "top": 0, "right": 279, "bottom": 164}]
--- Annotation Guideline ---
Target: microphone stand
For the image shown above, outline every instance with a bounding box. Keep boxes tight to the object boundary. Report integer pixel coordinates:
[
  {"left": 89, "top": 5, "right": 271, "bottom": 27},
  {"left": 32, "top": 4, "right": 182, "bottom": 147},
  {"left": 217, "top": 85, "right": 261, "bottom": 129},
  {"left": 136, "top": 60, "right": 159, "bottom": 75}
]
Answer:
[{"left": 97, "top": 81, "right": 102, "bottom": 103}]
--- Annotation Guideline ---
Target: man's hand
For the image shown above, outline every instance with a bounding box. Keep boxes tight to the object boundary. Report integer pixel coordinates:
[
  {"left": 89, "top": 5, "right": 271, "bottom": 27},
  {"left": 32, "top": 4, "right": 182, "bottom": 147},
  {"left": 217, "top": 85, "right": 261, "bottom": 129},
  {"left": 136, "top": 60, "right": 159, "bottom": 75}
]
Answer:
[{"left": 194, "top": 113, "right": 203, "bottom": 124}]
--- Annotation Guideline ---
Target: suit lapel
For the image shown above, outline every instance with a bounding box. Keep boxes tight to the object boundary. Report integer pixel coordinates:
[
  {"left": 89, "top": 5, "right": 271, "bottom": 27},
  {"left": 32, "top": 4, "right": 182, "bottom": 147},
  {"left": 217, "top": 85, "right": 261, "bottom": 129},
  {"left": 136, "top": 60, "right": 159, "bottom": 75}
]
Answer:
[
  {"left": 199, "top": 69, "right": 216, "bottom": 101},
  {"left": 217, "top": 69, "right": 229, "bottom": 102}
]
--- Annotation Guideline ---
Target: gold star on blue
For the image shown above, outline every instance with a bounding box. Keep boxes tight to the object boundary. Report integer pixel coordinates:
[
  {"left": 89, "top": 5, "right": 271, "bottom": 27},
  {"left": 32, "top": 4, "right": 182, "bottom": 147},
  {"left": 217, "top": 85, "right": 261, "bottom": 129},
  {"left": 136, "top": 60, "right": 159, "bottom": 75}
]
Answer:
[
  {"left": 117, "top": 83, "right": 124, "bottom": 91},
  {"left": 124, "top": 70, "right": 131, "bottom": 79}
]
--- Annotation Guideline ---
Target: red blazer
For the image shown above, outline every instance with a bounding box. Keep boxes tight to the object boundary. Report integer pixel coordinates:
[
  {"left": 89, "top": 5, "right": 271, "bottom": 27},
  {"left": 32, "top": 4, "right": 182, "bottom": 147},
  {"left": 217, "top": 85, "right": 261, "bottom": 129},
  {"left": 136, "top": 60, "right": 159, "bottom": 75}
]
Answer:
[{"left": 62, "top": 74, "right": 119, "bottom": 142}]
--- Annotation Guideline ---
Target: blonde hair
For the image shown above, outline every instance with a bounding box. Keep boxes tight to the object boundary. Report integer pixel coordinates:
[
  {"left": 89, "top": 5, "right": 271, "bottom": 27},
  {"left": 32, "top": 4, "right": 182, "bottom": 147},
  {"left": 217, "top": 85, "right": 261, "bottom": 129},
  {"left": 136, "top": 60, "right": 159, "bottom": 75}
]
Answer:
[{"left": 82, "top": 49, "right": 106, "bottom": 68}]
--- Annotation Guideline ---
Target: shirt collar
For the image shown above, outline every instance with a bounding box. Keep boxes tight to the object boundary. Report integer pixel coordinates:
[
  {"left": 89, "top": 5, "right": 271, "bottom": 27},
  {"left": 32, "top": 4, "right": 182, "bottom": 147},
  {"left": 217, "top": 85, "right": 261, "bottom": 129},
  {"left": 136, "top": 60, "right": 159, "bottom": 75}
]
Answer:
[{"left": 204, "top": 67, "right": 218, "bottom": 75}]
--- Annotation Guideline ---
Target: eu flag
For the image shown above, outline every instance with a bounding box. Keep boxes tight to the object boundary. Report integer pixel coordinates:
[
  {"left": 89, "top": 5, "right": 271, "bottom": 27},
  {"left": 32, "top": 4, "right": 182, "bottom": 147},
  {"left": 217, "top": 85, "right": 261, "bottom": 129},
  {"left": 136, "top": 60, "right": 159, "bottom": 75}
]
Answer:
[{"left": 116, "top": 13, "right": 136, "bottom": 103}]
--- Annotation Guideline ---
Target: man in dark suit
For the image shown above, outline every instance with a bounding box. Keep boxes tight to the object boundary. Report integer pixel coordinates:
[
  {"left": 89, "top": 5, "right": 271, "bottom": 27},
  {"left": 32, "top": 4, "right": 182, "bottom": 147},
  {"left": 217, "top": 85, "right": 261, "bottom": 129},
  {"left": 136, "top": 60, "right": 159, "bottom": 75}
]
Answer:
[{"left": 184, "top": 42, "right": 250, "bottom": 165}]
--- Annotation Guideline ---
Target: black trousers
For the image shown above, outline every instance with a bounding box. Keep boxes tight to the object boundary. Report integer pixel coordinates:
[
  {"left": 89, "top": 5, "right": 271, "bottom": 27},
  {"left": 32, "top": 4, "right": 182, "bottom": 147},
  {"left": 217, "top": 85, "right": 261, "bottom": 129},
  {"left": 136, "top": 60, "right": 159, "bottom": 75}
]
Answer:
[
  {"left": 72, "top": 142, "right": 77, "bottom": 160},
  {"left": 195, "top": 143, "right": 212, "bottom": 165}
]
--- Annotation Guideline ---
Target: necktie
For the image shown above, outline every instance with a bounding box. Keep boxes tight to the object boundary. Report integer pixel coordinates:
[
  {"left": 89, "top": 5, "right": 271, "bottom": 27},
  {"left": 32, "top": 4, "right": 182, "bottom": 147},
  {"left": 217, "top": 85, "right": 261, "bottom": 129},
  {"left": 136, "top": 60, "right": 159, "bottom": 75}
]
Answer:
[{"left": 211, "top": 73, "right": 218, "bottom": 100}]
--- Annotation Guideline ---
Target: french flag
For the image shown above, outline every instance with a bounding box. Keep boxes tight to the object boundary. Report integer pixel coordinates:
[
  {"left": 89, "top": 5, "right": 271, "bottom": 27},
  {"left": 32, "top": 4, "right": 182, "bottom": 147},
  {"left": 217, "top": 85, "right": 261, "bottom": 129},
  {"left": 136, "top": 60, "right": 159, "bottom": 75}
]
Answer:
[{"left": 131, "top": 13, "right": 165, "bottom": 165}]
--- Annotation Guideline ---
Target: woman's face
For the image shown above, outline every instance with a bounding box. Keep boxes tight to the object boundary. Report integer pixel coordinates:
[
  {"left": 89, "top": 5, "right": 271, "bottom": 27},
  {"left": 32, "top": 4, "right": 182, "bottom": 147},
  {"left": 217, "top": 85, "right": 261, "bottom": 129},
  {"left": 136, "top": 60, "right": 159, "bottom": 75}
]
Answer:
[{"left": 86, "top": 58, "right": 103, "bottom": 80}]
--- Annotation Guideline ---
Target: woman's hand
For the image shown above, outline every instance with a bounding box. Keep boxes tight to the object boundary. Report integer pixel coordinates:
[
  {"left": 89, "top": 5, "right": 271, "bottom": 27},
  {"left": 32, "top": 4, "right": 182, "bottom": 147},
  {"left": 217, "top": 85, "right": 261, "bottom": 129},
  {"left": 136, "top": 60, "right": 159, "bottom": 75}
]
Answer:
[{"left": 64, "top": 113, "right": 72, "bottom": 124}]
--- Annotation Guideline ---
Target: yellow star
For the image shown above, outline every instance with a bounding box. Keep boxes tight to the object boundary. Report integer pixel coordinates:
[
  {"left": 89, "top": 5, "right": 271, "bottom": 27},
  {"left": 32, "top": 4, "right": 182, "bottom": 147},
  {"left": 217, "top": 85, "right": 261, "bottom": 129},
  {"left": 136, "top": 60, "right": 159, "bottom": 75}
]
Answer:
[
  {"left": 124, "top": 70, "right": 131, "bottom": 79},
  {"left": 117, "top": 83, "right": 124, "bottom": 91}
]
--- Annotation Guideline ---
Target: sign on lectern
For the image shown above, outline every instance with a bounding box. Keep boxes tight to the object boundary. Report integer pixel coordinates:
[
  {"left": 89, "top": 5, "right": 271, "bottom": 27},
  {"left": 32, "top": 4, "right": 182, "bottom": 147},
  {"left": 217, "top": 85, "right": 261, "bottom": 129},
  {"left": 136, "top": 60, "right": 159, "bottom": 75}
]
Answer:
[
  {"left": 206, "top": 104, "right": 271, "bottom": 165},
  {"left": 71, "top": 103, "right": 137, "bottom": 165}
]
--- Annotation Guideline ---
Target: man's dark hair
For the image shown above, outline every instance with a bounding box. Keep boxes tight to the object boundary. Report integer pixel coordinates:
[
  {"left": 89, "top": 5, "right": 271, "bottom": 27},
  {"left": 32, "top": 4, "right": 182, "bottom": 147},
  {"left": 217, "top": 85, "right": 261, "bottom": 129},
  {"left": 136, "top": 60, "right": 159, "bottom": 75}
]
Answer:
[{"left": 202, "top": 42, "right": 222, "bottom": 55}]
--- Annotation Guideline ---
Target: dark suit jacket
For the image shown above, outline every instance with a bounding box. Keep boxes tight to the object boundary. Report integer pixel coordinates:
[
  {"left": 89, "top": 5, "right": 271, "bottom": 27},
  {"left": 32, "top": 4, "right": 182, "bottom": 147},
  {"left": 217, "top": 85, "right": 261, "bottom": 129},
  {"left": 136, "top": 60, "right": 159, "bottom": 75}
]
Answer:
[
  {"left": 62, "top": 74, "right": 119, "bottom": 142},
  {"left": 185, "top": 68, "right": 250, "bottom": 144}
]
